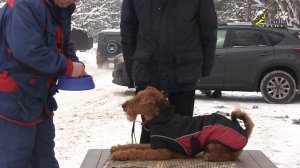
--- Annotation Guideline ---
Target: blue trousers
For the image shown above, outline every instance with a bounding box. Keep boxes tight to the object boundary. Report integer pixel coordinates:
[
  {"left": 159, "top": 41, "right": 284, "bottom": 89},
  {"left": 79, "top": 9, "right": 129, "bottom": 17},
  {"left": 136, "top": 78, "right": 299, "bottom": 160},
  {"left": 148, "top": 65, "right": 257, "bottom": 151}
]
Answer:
[{"left": 0, "top": 118, "right": 59, "bottom": 168}]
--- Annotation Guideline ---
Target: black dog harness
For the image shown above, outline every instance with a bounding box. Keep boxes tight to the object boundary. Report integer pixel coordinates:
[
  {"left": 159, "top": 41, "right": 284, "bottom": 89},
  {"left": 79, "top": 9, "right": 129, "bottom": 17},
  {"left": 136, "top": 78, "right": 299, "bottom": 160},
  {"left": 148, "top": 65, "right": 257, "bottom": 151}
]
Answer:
[{"left": 148, "top": 101, "right": 248, "bottom": 156}]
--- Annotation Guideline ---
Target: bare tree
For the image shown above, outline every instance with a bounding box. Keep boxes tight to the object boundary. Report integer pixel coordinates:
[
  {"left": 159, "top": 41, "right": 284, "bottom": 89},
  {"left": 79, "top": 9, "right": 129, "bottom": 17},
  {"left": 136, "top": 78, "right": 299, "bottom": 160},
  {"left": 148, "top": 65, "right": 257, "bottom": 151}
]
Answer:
[
  {"left": 215, "top": 0, "right": 263, "bottom": 22},
  {"left": 1, "top": 0, "right": 299, "bottom": 37},
  {"left": 216, "top": 0, "right": 300, "bottom": 27},
  {"left": 72, "top": 0, "right": 122, "bottom": 37},
  {"left": 279, "top": 0, "right": 300, "bottom": 27}
]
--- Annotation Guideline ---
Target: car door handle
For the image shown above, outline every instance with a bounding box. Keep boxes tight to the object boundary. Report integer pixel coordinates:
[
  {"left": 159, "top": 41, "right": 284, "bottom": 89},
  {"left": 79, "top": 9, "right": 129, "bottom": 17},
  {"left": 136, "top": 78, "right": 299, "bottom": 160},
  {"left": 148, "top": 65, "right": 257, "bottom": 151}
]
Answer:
[{"left": 260, "top": 52, "right": 272, "bottom": 57}]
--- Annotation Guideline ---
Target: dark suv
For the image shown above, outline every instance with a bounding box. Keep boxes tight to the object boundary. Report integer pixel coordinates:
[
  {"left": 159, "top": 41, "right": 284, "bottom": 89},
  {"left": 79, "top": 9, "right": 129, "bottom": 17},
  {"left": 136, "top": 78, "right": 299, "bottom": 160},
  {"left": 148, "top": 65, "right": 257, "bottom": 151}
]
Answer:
[
  {"left": 96, "top": 29, "right": 122, "bottom": 68},
  {"left": 112, "top": 23, "right": 300, "bottom": 104}
]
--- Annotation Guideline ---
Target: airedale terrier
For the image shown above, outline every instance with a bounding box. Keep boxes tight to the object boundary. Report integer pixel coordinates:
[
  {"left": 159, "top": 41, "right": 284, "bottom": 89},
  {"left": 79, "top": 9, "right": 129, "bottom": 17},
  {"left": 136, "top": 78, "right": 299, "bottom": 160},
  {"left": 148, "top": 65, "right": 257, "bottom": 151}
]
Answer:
[{"left": 111, "top": 86, "right": 254, "bottom": 161}]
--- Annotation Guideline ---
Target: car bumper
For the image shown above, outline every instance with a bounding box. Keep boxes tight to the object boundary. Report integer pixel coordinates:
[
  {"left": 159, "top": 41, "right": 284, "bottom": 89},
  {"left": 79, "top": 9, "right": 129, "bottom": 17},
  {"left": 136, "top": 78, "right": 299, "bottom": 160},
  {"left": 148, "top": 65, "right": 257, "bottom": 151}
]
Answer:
[{"left": 112, "top": 63, "right": 129, "bottom": 86}]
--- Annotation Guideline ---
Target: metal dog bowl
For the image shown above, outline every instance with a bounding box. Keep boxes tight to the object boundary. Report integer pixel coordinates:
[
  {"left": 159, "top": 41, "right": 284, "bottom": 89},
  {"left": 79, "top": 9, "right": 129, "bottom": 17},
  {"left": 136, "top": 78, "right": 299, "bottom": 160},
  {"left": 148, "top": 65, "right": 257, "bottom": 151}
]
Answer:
[{"left": 57, "top": 75, "right": 95, "bottom": 91}]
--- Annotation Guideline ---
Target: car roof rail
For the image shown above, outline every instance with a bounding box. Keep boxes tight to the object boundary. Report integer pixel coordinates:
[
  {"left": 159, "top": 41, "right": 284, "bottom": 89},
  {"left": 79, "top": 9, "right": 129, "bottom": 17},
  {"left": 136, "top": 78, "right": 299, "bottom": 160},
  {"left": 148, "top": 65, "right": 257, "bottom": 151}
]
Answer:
[
  {"left": 218, "top": 22, "right": 227, "bottom": 26},
  {"left": 226, "top": 22, "right": 253, "bottom": 26},
  {"left": 218, "top": 22, "right": 253, "bottom": 27}
]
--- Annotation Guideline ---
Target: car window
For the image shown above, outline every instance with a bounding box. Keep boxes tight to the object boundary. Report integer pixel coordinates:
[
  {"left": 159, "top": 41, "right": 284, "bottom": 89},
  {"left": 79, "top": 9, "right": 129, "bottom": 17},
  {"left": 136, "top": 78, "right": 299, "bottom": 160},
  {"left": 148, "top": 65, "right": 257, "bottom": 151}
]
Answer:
[
  {"left": 216, "top": 29, "right": 227, "bottom": 48},
  {"left": 230, "top": 29, "right": 266, "bottom": 47},
  {"left": 104, "top": 35, "right": 121, "bottom": 43},
  {"left": 265, "top": 30, "right": 285, "bottom": 45},
  {"left": 258, "top": 32, "right": 268, "bottom": 46}
]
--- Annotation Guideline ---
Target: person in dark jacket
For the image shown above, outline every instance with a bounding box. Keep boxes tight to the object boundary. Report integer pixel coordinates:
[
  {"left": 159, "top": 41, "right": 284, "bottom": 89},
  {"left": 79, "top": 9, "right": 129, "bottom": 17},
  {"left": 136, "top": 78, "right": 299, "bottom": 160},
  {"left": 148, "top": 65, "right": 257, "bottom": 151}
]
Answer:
[
  {"left": 120, "top": 0, "right": 218, "bottom": 143},
  {"left": 0, "top": 0, "right": 84, "bottom": 167}
]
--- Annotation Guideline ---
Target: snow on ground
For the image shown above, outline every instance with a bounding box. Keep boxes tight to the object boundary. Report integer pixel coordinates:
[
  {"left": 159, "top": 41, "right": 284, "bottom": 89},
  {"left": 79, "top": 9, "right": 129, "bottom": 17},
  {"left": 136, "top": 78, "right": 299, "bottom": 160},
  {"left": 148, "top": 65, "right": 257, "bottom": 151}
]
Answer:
[{"left": 54, "top": 45, "right": 300, "bottom": 168}]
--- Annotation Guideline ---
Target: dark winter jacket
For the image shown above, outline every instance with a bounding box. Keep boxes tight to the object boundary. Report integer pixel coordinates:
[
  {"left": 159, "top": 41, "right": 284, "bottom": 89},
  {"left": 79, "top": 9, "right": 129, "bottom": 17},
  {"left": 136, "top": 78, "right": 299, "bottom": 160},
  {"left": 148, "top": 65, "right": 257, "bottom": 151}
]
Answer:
[
  {"left": 121, "top": 0, "right": 217, "bottom": 92},
  {"left": 0, "top": 0, "right": 77, "bottom": 125},
  {"left": 148, "top": 102, "right": 248, "bottom": 156}
]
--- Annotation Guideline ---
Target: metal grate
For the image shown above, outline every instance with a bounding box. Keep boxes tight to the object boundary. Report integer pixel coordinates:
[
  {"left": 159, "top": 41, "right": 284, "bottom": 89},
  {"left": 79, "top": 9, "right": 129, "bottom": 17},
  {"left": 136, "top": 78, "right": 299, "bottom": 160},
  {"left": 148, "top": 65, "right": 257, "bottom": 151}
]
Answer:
[{"left": 103, "top": 158, "right": 237, "bottom": 168}]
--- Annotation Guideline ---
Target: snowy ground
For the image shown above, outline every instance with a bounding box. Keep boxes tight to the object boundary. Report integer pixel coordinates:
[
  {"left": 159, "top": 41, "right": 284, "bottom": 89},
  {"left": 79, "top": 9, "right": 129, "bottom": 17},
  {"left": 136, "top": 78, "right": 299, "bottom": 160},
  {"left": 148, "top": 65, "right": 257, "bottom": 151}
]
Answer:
[{"left": 54, "top": 46, "right": 300, "bottom": 168}]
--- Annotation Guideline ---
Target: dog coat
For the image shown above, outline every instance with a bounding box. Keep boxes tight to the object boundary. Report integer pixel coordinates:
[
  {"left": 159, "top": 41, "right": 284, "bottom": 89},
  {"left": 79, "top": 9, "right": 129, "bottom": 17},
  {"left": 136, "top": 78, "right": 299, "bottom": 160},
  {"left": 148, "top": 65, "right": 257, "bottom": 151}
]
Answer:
[{"left": 148, "top": 101, "right": 248, "bottom": 156}]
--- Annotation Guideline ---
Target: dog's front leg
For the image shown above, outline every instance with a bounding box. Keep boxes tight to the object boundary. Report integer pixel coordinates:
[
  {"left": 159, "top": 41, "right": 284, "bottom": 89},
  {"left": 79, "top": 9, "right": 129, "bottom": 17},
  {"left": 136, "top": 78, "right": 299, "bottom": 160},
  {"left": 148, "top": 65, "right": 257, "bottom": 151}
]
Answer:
[
  {"left": 110, "top": 144, "right": 151, "bottom": 153},
  {"left": 171, "top": 152, "right": 187, "bottom": 159},
  {"left": 111, "top": 148, "right": 173, "bottom": 160}
]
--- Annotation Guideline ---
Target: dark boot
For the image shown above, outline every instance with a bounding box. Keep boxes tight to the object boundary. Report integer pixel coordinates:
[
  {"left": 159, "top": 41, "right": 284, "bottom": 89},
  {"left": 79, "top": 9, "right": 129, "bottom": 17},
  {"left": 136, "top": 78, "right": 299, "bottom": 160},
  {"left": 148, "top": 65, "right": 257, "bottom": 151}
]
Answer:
[{"left": 210, "top": 90, "right": 222, "bottom": 98}]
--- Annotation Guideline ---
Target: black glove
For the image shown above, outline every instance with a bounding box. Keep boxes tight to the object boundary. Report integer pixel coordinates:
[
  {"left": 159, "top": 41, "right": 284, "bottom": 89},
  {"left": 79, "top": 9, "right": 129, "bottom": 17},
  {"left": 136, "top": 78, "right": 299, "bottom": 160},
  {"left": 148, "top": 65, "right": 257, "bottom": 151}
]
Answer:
[
  {"left": 47, "top": 86, "right": 59, "bottom": 111},
  {"left": 47, "top": 96, "right": 58, "bottom": 112},
  {"left": 127, "top": 78, "right": 134, "bottom": 88}
]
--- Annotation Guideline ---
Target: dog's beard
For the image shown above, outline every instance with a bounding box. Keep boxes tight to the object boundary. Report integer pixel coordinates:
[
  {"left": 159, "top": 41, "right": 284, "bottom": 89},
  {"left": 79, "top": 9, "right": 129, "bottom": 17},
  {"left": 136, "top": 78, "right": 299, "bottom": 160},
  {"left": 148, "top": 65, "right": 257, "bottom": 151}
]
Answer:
[{"left": 126, "top": 109, "right": 137, "bottom": 121}]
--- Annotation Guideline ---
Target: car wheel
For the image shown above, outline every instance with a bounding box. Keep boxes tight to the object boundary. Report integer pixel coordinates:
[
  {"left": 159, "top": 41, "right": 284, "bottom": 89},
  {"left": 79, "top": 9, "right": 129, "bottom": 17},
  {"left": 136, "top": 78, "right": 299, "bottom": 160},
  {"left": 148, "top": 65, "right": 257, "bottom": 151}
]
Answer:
[
  {"left": 97, "top": 57, "right": 108, "bottom": 69},
  {"left": 103, "top": 61, "right": 110, "bottom": 69},
  {"left": 260, "top": 70, "right": 296, "bottom": 104},
  {"left": 97, "top": 64, "right": 103, "bottom": 69}
]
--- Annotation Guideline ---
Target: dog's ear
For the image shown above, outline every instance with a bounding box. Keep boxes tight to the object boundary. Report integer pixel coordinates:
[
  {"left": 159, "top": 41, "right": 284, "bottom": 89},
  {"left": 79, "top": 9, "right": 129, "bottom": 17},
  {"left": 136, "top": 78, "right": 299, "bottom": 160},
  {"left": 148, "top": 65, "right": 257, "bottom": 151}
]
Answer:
[
  {"left": 139, "top": 92, "right": 157, "bottom": 105},
  {"left": 146, "top": 86, "right": 157, "bottom": 91},
  {"left": 139, "top": 90, "right": 163, "bottom": 105}
]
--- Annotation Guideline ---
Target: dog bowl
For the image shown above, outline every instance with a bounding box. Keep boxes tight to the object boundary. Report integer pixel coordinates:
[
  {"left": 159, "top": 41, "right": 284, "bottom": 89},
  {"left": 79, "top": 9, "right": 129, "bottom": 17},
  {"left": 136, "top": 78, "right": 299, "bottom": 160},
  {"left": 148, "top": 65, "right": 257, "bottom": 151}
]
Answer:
[{"left": 57, "top": 75, "right": 95, "bottom": 91}]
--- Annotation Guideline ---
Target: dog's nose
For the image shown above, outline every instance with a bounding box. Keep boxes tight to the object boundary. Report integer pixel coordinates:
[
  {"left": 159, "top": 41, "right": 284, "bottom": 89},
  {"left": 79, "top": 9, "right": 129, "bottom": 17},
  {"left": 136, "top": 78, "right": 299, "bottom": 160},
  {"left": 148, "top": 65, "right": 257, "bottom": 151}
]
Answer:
[{"left": 122, "top": 104, "right": 125, "bottom": 109}]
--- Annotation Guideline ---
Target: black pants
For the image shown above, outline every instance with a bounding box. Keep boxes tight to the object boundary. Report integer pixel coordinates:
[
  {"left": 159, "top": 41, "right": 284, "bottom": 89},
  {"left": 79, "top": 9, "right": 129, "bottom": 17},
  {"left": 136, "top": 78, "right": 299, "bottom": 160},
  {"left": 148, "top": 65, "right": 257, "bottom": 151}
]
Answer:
[{"left": 139, "top": 90, "right": 196, "bottom": 143}]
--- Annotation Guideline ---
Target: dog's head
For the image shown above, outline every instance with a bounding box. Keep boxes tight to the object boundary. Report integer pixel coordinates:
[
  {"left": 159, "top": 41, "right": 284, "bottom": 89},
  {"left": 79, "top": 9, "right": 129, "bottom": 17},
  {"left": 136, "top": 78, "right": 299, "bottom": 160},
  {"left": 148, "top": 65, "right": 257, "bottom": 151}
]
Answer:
[{"left": 122, "top": 86, "right": 165, "bottom": 122}]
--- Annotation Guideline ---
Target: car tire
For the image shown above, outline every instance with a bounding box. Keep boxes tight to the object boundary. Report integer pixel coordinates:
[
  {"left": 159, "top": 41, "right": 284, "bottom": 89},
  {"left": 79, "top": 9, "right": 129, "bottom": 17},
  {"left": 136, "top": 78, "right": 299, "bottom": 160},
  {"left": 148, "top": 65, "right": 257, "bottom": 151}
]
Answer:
[
  {"left": 103, "top": 61, "right": 110, "bottom": 69},
  {"left": 260, "top": 70, "right": 296, "bottom": 104},
  {"left": 97, "top": 64, "right": 103, "bottom": 69}
]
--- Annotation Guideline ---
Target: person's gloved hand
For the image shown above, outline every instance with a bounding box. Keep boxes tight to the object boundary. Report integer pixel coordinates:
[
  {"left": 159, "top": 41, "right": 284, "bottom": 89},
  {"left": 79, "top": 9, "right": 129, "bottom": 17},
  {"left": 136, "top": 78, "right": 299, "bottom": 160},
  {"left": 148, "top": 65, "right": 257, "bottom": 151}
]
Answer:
[
  {"left": 71, "top": 62, "right": 85, "bottom": 77},
  {"left": 127, "top": 78, "right": 134, "bottom": 88},
  {"left": 47, "top": 86, "right": 59, "bottom": 111},
  {"left": 47, "top": 96, "right": 58, "bottom": 111}
]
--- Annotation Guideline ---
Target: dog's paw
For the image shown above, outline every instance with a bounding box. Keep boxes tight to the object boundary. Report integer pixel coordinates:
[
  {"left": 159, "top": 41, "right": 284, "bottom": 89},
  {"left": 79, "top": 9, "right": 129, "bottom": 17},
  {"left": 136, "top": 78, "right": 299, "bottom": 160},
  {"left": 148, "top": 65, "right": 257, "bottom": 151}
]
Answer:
[
  {"left": 111, "top": 151, "right": 129, "bottom": 161},
  {"left": 203, "top": 153, "right": 216, "bottom": 162},
  {"left": 110, "top": 145, "right": 121, "bottom": 153}
]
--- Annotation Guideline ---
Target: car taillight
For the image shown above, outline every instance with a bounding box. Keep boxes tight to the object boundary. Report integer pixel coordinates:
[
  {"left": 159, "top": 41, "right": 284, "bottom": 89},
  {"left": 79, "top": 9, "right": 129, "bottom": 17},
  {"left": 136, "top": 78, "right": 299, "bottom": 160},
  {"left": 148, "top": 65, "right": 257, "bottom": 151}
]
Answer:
[
  {"left": 97, "top": 48, "right": 101, "bottom": 56},
  {"left": 294, "top": 48, "right": 300, "bottom": 53}
]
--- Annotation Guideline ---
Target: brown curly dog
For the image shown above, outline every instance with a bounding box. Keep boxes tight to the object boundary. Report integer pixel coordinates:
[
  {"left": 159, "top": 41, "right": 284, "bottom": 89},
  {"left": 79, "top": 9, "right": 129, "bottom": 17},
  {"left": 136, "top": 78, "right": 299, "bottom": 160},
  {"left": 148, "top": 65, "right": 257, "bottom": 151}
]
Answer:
[{"left": 111, "top": 86, "right": 254, "bottom": 161}]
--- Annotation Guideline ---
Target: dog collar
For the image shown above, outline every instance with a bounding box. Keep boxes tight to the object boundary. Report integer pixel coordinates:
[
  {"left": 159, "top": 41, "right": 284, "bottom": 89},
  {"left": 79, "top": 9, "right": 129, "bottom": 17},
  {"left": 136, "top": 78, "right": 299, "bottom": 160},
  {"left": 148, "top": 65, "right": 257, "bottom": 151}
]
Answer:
[{"left": 147, "top": 101, "right": 175, "bottom": 126}]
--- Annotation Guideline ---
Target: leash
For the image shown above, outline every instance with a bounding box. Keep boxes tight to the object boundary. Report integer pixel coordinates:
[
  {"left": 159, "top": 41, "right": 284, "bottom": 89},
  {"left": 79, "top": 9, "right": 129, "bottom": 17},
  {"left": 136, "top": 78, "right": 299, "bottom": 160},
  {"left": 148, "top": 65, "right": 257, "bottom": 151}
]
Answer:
[
  {"left": 131, "top": 119, "right": 151, "bottom": 143},
  {"left": 131, "top": 120, "right": 137, "bottom": 143}
]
